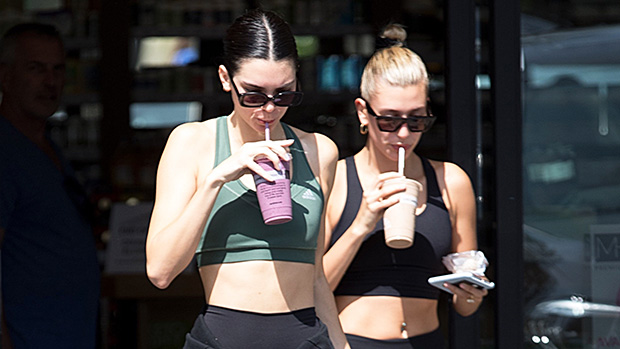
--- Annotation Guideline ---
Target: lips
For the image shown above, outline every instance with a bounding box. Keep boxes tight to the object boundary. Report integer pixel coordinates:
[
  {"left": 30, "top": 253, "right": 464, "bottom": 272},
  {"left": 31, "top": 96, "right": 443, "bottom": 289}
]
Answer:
[
  {"left": 392, "top": 144, "right": 410, "bottom": 151},
  {"left": 36, "top": 94, "right": 59, "bottom": 102},
  {"left": 257, "top": 118, "right": 277, "bottom": 127}
]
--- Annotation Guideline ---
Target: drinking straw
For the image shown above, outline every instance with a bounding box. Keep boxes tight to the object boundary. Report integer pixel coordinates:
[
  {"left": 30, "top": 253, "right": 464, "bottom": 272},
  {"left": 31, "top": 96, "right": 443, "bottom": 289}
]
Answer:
[
  {"left": 398, "top": 146, "right": 405, "bottom": 175},
  {"left": 265, "top": 122, "right": 270, "bottom": 141}
]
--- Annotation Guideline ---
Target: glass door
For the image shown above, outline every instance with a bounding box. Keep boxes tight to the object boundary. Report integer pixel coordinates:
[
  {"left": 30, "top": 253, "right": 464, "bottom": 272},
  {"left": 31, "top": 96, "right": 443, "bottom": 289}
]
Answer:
[{"left": 522, "top": 22, "right": 620, "bottom": 348}]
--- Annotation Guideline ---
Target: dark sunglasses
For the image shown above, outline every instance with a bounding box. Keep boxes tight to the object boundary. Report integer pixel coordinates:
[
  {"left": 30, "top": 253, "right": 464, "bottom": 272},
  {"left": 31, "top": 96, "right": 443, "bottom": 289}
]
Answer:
[
  {"left": 364, "top": 99, "right": 436, "bottom": 133},
  {"left": 229, "top": 77, "right": 303, "bottom": 107}
]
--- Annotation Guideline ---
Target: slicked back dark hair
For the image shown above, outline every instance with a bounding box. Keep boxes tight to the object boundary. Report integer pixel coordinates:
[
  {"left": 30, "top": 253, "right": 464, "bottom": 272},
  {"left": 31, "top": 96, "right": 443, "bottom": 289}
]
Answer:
[
  {"left": 223, "top": 9, "right": 298, "bottom": 76},
  {"left": 0, "top": 22, "right": 63, "bottom": 64}
]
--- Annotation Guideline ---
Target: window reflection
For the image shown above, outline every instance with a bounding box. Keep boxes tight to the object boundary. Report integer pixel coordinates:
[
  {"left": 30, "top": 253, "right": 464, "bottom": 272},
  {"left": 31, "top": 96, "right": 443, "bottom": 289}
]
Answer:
[{"left": 523, "top": 24, "right": 620, "bottom": 348}]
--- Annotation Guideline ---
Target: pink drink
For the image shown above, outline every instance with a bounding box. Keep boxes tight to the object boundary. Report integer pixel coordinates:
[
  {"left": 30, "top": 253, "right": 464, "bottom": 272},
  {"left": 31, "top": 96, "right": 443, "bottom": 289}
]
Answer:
[{"left": 253, "top": 158, "right": 292, "bottom": 225}]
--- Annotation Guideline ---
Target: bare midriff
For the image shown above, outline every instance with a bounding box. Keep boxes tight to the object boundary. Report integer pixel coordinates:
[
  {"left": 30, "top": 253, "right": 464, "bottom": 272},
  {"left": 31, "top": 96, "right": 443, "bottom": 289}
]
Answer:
[
  {"left": 199, "top": 260, "right": 316, "bottom": 313},
  {"left": 336, "top": 295, "right": 439, "bottom": 339}
]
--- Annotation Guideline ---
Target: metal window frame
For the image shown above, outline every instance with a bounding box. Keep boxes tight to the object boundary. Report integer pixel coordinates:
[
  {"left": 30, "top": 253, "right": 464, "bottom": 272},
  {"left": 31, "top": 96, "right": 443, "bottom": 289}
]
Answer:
[
  {"left": 444, "top": 1, "right": 479, "bottom": 346},
  {"left": 489, "top": 1, "right": 524, "bottom": 348},
  {"left": 445, "top": 0, "right": 523, "bottom": 348}
]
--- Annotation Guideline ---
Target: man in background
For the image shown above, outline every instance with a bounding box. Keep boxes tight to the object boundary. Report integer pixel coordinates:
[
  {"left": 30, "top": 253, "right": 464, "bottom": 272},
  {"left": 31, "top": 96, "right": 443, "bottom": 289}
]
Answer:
[{"left": 0, "top": 22, "right": 100, "bottom": 348}]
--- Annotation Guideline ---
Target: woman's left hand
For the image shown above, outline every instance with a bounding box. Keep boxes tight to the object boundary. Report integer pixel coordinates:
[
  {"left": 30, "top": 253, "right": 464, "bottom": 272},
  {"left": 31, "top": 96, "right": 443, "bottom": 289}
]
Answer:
[{"left": 443, "top": 279, "right": 489, "bottom": 313}]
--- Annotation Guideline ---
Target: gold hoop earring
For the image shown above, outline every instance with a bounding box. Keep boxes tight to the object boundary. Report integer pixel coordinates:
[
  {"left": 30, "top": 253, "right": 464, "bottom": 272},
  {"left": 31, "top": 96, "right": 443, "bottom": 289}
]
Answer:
[{"left": 359, "top": 124, "right": 368, "bottom": 135}]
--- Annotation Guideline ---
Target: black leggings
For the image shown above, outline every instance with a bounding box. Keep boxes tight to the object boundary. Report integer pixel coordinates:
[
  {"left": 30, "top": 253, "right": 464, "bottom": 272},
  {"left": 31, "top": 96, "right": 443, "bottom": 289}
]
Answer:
[
  {"left": 345, "top": 328, "right": 445, "bottom": 349},
  {"left": 183, "top": 304, "right": 334, "bottom": 349}
]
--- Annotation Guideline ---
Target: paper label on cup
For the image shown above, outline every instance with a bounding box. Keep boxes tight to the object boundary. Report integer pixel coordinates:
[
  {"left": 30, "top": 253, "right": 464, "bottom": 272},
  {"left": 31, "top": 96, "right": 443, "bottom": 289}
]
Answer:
[
  {"left": 253, "top": 159, "right": 290, "bottom": 185},
  {"left": 258, "top": 182, "right": 290, "bottom": 202},
  {"left": 252, "top": 157, "right": 293, "bottom": 225},
  {"left": 399, "top": 194, "right": 418, "bottom": 206},
  {"left": 254, "top": 168, "right": 289, "bottom": 185}
]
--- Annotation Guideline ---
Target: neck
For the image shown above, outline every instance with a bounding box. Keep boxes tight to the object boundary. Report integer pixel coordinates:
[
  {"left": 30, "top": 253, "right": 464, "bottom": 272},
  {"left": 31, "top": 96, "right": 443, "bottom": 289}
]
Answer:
[
  {"left": 1, "top": 104, "right": 62, "bottom": 171},
  {"left": 0, "top": 104, "right": 48, "bottom": 145}
]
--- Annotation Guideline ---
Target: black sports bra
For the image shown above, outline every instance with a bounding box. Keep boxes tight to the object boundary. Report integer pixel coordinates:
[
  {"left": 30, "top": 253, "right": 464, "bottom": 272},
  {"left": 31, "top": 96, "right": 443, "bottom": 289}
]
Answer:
[{"left": 329, "top": 156, "right": 452, "bottom": 299}]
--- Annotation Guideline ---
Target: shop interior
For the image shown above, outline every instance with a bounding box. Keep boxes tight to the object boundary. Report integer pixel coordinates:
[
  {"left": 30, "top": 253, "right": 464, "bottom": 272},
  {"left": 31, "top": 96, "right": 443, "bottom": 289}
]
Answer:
[
  {"left": 2, "top": 0, "right": 619, "bottom": 348},
  {"left": 1, "top": 1, "right": 452, "bottom": 348}
]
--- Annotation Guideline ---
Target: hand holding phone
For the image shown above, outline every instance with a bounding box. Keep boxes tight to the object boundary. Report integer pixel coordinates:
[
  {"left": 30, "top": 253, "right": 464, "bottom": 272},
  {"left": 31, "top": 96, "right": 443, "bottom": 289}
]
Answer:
[{"left": 428, "top": 272, "right": 495, "bottom": 294}]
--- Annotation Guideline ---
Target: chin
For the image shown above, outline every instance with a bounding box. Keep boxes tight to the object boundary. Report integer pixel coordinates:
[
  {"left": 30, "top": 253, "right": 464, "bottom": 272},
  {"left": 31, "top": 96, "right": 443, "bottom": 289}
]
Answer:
[
  {"left": 382, "top": 150, "right": 399, "bottom": 162},
  {"left": 33, "top": 108, "right": 59, "bottom": 120}
]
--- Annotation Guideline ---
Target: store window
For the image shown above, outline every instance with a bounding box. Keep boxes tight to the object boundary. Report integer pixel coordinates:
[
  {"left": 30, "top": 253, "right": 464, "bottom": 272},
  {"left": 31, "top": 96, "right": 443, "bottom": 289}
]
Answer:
[{"left": 522, "top": 14, "right": 620, "bottom": 349}]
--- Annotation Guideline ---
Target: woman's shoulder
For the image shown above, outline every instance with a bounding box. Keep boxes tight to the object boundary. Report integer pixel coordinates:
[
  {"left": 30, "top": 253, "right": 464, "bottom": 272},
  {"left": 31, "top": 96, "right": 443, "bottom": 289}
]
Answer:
[
  {"left": 168, "top": 119, "right": 216, "bottom": 144},
  {"left": 426, "top": 158, "right": 465, "bottom": 175},
  {"left": 160, "top": 119, "right": 218, "bottom": 163},
  {"left": 426, "top": 158, "right": 474, "bottom": 192},
  {"left": 286, "top": 124, "right": 339, "bottom": 161}
]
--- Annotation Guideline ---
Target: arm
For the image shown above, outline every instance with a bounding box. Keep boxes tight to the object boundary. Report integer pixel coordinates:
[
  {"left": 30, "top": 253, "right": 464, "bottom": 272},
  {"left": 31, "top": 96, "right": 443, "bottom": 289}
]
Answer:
[
  {"left": 437, "top": 162, "right": 488, "bottom": 316},
  {"left": 0, "top": 175, "right": 12, "bottom": 347},
  {"left": 323, "top": 167, "right": 404, "bottom": 290},
  {"left": 146, "top": 123, "right": 221, "bottom": 288},
  {"left": 1, "top": 287, "right": 12, "bottom": 349},
  {"left": 145, "top": 122, "right": 294, "bottom": 288},
  {"left": 307, "top": 133, "right": 349, "bottom": 349},
  {"left": 315, "top": 217, "right": 350, "bottom": 349},
  {"left": 0, "top": 227, "right": 11, "bottom": 348},
  {"left": 1, "top": 303, "right": 12, "bottom": 349}
]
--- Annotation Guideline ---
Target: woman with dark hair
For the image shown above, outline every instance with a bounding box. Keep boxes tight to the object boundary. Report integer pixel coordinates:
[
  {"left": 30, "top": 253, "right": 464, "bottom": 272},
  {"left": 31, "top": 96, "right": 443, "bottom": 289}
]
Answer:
[
  {"left": 146, "top": 9, "right": 348, "bottom": 349},
  {"left": 323, "top": 24, "right": 490, "bottom": 348}
]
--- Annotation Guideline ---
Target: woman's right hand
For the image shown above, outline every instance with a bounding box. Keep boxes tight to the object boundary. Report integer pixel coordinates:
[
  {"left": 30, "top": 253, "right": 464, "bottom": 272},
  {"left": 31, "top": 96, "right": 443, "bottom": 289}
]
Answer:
[
  {"left": 353, "top": 172, "right": 407, "bottom": 237},
  {"left": 209, "top": 139, "right": 295, "bottom": 185}
]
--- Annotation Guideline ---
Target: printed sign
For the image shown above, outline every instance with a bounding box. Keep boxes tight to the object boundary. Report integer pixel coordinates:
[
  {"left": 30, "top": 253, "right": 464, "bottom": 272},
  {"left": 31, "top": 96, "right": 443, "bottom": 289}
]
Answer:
[
  {"left": 589, "top": 225, "right": 620, "bottom": 348},
  {"left": 105, "top": 202, "right": 154, "bottom": 274}
]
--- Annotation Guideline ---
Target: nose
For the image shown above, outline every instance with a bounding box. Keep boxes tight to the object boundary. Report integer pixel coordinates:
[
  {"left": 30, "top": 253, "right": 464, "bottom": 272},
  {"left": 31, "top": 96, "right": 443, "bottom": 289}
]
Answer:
[
  {"left": 43, "top": 68, "right": 61, "bottom": 87},
  {"left": 396, "top": 121, "right": 411, "bottom": 138},
  {"left": 261, "top": 100, "right": 276, "bottom": 113}
]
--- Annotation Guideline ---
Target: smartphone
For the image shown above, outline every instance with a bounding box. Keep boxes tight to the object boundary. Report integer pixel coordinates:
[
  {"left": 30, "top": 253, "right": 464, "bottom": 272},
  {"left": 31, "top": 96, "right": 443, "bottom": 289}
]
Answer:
[{"left": 428, "top": 272, "right": 495, "bottom": 294}]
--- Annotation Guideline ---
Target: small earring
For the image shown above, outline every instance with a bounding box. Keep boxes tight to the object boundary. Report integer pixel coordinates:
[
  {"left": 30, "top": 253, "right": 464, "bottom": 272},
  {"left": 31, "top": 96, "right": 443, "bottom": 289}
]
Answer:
[{"left": 359, "top": 124, "right": 368, "bottom": 135}]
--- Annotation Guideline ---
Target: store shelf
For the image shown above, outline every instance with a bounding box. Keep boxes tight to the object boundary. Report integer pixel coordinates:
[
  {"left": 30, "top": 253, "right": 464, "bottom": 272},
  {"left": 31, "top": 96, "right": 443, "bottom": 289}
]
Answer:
[
  {"left": 303, "top": 90, "right": 360, "bottom": 102},
  {"left": 130, "top": 90, "right": 360, "bottom": 105},
  {"left": 64, "top": 36, "right": 100, "bottom": 50},
  {"left": 131, "top": 91, "right": 228, "bottom": 104},
  {"left": 62, "top": 93, "right": 101, "bottom": 105},
  {"left": 131, "top": 24, "right": 373, "bottom": 39},
  {"left": 63, "top": 147, "right": 101, "bottom": 163},
  {"left": 292, "top": 24, "right": 373, "bottom": 37},
  {"left": 132, "top": 25, "right": 227, "bottom": 39}
]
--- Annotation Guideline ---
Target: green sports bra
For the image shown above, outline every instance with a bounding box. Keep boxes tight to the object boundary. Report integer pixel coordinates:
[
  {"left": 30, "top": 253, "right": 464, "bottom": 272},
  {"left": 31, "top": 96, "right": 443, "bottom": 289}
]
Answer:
[{"left": 196, "top": 116, "right": 324, "bottom": 266}]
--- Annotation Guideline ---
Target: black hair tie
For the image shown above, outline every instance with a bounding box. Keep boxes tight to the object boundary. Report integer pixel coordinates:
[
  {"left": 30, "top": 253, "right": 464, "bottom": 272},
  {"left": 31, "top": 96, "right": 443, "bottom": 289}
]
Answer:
[{"left": 375, "top": 36, "right": 406, "bottom": 50}]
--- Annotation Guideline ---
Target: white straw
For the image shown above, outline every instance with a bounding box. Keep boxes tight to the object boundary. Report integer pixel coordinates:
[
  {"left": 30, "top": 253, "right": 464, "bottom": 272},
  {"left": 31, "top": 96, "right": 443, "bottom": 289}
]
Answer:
[
  {"left": 398, "top": 146, "right": 405, "bottom": 175},
  {"left": 265, "top": 122, "right": 270, "bottom": 141}
]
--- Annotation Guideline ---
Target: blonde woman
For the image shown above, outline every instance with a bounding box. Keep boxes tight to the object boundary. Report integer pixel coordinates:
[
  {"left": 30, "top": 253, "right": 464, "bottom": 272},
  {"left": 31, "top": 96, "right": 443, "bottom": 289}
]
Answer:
[{"left": 324, "top": 24, "right": 488, "bottom": 348}]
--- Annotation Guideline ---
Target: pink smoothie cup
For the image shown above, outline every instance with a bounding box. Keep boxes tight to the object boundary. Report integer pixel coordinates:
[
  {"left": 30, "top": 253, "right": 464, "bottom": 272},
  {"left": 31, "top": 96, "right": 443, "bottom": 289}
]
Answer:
[{"left": 252, "top": 157, "right": 292, "bottom": 225}]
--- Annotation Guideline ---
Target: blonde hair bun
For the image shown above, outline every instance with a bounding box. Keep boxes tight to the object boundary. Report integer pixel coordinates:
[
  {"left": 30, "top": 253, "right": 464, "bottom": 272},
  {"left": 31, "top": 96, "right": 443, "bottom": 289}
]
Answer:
[
  {"left": 376, "top": 23, "right": 407, "bottom": 49},
  {"left": 361, "top": 23, "right": 428, "bottom": 100}
]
